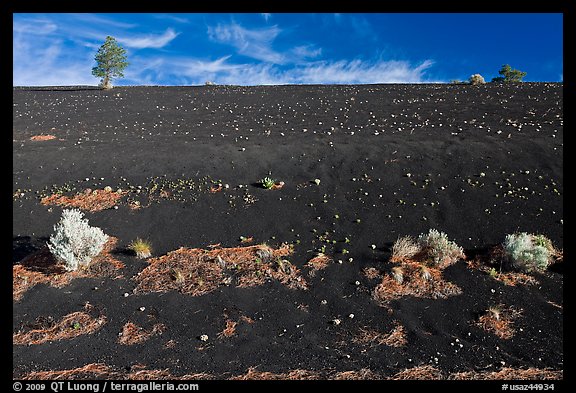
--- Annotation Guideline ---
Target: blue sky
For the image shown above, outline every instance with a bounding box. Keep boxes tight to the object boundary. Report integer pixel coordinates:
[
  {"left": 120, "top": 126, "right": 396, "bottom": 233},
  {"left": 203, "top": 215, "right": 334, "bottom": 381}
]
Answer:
[{"left": 13, "top": 13, "right": 563, "bottom": 86}]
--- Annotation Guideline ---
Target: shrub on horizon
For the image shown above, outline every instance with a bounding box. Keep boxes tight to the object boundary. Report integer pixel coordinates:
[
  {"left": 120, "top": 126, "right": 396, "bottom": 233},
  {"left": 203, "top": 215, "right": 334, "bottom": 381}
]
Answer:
[
  {"left": 47, "top": 208, "right": 109, "bottom": 271},
  {"left": 469, "top": 74, "right": 486, "bottom": 85}
]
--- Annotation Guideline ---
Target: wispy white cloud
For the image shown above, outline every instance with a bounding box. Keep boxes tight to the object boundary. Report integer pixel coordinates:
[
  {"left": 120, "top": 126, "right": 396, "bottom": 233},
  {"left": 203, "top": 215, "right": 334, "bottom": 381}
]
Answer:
[
  {"left": 291, "top": 45, "right": 322, "bottom": 60},
  {"left": 207, "top": 22, "right": 285, "bottom": 64},
  {"left": 261, "top": 13, "right": 272, "bottom": 22},
  {"left": 69, "top": 13, "right": 139, "bottom": 29},
  {"left": 122, "top": 55, "right": 437, "bottom": 86},
  {"left": 117, "top": 28, "right": 179, "bottom": 49},
  {"left": 13, "top": 37, "right": 97, "bottom": 86},
  {"left": 13, "top": 18, "right": 58, "bottom": 35}
]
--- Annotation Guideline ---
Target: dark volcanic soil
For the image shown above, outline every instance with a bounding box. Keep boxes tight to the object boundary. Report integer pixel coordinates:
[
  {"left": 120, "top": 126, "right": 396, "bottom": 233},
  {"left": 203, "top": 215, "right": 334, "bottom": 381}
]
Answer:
[{"left": 13, "top": 83, "right": 563, "bottom": 379}]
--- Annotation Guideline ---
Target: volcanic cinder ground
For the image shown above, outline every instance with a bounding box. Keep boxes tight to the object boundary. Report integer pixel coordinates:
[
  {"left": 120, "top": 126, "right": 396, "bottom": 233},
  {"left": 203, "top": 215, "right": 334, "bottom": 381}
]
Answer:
[{"left": 12, "top": 83, "right": 563, "bottom": 379}]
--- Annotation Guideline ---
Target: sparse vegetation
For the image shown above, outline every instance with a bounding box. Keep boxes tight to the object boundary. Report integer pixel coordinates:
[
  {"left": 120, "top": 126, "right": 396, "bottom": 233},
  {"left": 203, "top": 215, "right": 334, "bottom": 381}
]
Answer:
[
  {"left": 47, "top": 209, "right": 109, "bottom": 271},
  {"left": 129, "top": 238, "right": 153, "bottom": 259}
]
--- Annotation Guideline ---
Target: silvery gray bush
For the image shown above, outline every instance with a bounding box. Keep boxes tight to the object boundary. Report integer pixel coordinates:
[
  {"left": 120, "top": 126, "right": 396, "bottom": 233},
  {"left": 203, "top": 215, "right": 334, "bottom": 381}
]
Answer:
[
  {"left": 47, "top": 208, "right": 109, "bottom": 271},
  {"left": 503, "top": 232, "right": 550, "bottom": 272},
  {"left": 417, "top": 229, "right": 464, "bottom": 266}
]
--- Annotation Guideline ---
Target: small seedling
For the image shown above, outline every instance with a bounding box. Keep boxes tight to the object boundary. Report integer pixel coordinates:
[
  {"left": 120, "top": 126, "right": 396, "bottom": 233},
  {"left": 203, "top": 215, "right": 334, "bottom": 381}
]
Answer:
[
  {"left": 314, "top": 179, "right": 321, "bottom": 186},
  {"left": 72, "top": 322, "right": 81, "bottom": 330},
  {"left": 489, "top": 267, "right": 498, "bottom": 278},
  {"left": 261, "top": 177, "right": 276, "bottom": 189}
]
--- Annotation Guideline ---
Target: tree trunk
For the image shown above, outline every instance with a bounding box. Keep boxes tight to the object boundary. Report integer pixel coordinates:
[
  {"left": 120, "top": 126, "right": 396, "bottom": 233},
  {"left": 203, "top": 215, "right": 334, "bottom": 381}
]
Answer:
[{"left": 101, "top": 75, "right": 112, "bottom": 90}]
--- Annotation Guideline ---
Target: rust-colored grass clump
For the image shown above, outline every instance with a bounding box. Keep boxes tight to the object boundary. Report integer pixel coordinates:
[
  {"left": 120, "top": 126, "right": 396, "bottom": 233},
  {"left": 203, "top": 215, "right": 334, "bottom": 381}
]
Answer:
[
  {"left": 134, "top": 243, "right": 307, "bottom": 296},
  {"left": 13, "top": 238, "right": 124, "bottom": 301},
  {"left": 30, "top": 134, "right": 57, "bottom": 141},
  {"left": 217, "top": 320, "right": 238, "bottom": 339},
  {"left": 373, "top": 261, "right": 462, "bottom": 304},
  {"left": 354, "top": 321, "right": 407, "bottom": 347},
  {"left": 16, "top": 363, "right": 213, "bottom": 380},
  {"left": 475, "top": 305, "right": 522, "bottom": 339},
  {"left": 118, "top": 322, "right": 166, "bottom": 345},
  {"left": 390, "top": 365, "right": 445, "bottom": 380},
  {"left": 449, "top": 368, "right": 562, "bottom": 380},
  {"left": 41, "top": 188, "right": 127, "bottom": 212},
  {"left": 16, "top": 364, "right": 563, "bottom": 381},
  {"left": 306, "top": 253, "right": 332, "bottom": 276},
  {"left": 13, "top": 305, "right": 106, "bottom": 345},
  {"left": 230, "top": 367, "right": 320, "bottom": 380}
]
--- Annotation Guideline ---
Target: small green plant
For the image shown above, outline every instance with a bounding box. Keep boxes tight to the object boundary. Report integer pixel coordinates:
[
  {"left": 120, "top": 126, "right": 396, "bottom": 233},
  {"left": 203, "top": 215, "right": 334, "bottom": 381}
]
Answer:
[
  {"left": 261, "top": 177, "right": 276, "bottom": 189},
  {"left": 129, "top": 238, "right": 153, "bottom": 259},
  {"left": 72, "top": 321, "right": 81, "bottom": 330},
  {"left": 488, "top": 267, "right": 498, "bottom": 278},
  {"left": 502, "top": 232, "right": 554, "bottom": 272},
  {"left": 417, "top": 229, "right": 464, "bottom": 266}
]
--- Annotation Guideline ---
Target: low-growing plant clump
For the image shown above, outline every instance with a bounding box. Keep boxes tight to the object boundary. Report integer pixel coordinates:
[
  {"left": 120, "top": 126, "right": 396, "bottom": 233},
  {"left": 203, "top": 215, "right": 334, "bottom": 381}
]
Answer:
[
  {"left": 374, "top": 229, "right": 464, "bottom": 304},
  {"left": 129, "top": 238, "right": 153, "bottom": 259},
  {"left": 474, "top": 304, "right": 522, "bottom": 339},
  {"left": 13, "top": 304, "right": 106, "bottom": 345},
  {"left": 118, "top": 322, "right": 166, "bottom": 345},
  {"left": 135, "top": 243, "right": 307, "bottom": 296},
  {"left": 41, "top": 188, "right": 126, "bottom": 212}
]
